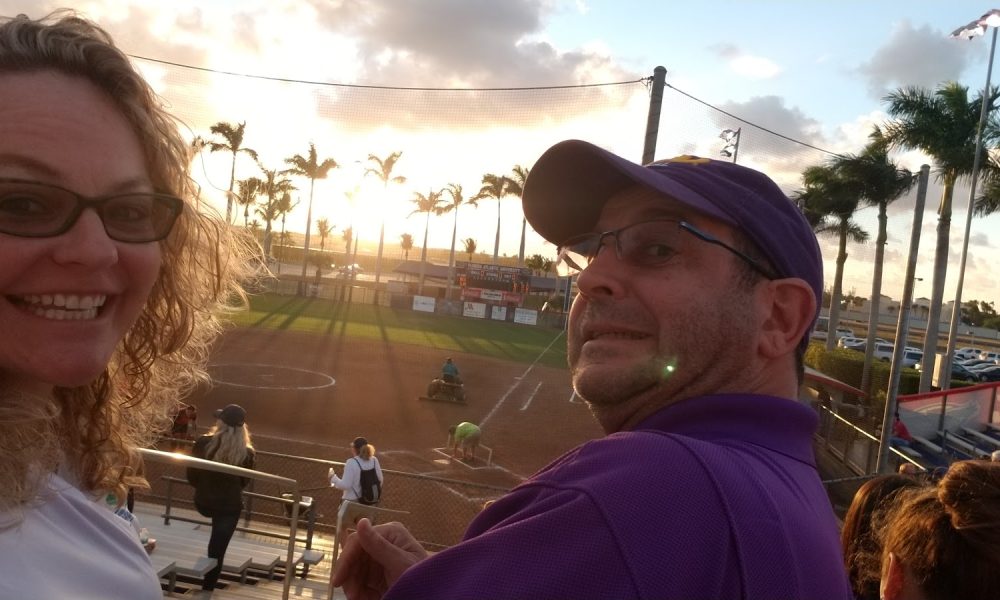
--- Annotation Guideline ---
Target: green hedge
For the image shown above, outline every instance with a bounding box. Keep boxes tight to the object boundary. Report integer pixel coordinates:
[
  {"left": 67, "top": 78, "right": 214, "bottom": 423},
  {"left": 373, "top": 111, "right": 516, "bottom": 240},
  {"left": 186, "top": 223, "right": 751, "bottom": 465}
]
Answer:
[{"left": 805, "top": 341, "right": 919, "bottom": 405}]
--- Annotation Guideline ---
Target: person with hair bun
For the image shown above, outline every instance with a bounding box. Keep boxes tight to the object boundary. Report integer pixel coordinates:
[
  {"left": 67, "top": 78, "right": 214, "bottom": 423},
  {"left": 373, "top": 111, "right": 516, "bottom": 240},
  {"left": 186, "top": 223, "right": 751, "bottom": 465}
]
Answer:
[
  {"left": 330, "top": 437, "right": 384, "bottom": 506},
  {"left": 876, "top": 460, "right": 1000, "bottom": 600},
  {"left": 187, "top": 404, "right": 256, "bottom": 591},
  {"left": 841, "top": 474, "right": 925, "bottom": 600},
  {"left": 0, "top": 11, "right": 254, "bottom": 597}
]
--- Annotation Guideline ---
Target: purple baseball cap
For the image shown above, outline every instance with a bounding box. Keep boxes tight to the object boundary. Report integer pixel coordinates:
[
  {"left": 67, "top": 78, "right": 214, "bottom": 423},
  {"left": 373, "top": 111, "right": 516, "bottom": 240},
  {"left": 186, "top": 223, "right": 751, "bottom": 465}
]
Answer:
[{"left": 521, "top": 140, "right": 822, "bottom": 346}]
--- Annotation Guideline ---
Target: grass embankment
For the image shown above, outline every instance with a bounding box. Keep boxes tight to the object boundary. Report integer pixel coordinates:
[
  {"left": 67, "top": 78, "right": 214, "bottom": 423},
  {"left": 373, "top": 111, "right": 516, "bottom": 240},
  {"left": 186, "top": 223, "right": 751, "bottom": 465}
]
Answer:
[{"left": 227, "top": 293, "right": 569, "bottom": 369}]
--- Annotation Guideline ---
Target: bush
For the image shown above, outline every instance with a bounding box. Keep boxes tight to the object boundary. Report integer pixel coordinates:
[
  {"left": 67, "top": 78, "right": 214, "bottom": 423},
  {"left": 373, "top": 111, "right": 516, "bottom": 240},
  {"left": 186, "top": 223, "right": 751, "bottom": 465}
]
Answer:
[{"left": 804, "top": 342, "right": 921, "bottom": 415}]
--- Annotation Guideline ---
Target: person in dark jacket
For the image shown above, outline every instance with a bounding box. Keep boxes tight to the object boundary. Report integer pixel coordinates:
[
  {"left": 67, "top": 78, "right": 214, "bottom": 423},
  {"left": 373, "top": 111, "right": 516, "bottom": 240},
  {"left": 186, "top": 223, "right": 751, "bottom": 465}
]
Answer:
[{"left": 186, "top": 404, "right": 255, "bottom": 591}]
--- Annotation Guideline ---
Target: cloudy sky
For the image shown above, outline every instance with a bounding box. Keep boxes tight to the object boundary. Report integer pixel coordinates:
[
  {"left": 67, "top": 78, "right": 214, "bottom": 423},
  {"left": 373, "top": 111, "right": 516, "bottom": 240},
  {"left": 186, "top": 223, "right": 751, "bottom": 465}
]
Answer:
[{"left": 4, "top": 1, "right": 999, "bottom": 309}]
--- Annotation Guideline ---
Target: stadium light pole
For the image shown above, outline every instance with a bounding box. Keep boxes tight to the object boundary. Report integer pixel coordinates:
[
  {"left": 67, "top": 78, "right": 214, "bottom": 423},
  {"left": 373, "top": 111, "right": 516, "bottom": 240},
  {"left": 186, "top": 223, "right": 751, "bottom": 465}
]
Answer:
[{"left": 942, "top": 10, "right": 1000, "bottom": 389}]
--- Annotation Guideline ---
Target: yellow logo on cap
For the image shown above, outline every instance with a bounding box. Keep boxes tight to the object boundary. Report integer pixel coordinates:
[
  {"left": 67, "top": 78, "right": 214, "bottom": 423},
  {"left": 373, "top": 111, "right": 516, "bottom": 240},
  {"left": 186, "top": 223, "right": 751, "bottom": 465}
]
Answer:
[{"left": 650, "top": 155, "right": 711, "bottom": 166}]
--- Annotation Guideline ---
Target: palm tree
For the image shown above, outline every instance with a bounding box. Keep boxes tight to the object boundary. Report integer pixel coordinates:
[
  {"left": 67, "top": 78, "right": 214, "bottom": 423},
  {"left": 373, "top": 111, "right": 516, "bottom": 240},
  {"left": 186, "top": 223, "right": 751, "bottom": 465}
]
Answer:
[
  {"left": 343, "top": 226, "right": 354, "bottom": 254},
  {"left": 794, "top": 163, "right": 869, "bottom": 351},
  {"left": 400, "top": 233, "right": 414, "bottom": 260},
  {"left": 284, "top": 143, "right": 338, "bottom": 294},
  {"left": 834, "top": 131, "right": 916, "bottom": 396},
  {"left": 462, "top": 237, "right": 477, "bottom": 262},
  {"left": 316, "top": 218, "right": 334, "bottom": 253},
  {"left": 409, "top": 188, "right": 447, "bottom": 295},
  {"left": 525, "top": 254, "right": 545, "bottom": 276},
  {"left": 365, "top": 152, "right": 407, "bottom": 297},
  {"left": 207, "top": 121, "right": 258, "bottom": 224},
  {"left": 505, "top": 165, "right": 531, "bottom": 265},
  {"left": 439, "top": 183, "right": 478, "bottom": 300},
  {"left": 234, "top": 176, "right": 264, "bottom": 229},
  {"left": 475, "top": 173, "right": 508, "bottom": 263},
  {"left": 880, "top": 82, "right": 1000, "bottom": 383},
  {"left": 256, "top": 166, "right": 296, "bottom": 258},
  {"left": 275, "top": 192, "right": 298, "bottom": 275}
]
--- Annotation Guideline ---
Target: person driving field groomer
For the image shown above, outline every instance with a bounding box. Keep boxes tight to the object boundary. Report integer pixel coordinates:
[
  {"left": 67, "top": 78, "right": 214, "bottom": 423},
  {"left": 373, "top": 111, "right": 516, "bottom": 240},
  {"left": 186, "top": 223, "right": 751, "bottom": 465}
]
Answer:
[
  {"left": 332, "top": 140, "right": 852, "bottom": 599},
  {"left": 441, "top": 357, "right": 460, "bottom": 384}
]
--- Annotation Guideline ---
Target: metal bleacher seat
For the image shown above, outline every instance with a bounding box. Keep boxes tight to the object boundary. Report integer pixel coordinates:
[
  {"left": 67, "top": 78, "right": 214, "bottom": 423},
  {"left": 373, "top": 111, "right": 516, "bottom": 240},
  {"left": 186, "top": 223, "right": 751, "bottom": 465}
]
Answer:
[{"left": 962, "top": 426, "right": 1000, "bottom": 450}]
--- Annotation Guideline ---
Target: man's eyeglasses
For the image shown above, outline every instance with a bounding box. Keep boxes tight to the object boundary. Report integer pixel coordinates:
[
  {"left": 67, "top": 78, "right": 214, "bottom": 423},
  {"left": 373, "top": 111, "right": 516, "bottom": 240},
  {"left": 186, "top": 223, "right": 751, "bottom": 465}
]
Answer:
[
  {"left": 556, "top": 219, "right": 776, "bottom": 279},
  {"left": 0, "top": 178, "right": 183, "bottom": 243}
]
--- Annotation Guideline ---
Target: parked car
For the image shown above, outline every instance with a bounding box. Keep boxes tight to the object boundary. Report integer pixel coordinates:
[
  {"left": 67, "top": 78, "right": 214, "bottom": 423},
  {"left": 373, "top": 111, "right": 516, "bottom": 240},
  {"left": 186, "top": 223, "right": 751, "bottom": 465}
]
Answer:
[
  {"left": 834, "top": 327, "right": 854, "bottom": 340},
  {"left": 977, "top": 365, "right": 1000, "bottom": 382},
  {"left": 872, "top": 342, "right": 922, "bottom": 368},
  {"left": 956, "top": 347, "right": 985, "bottom": 360},
  {"left": 979, "top": 351, "right": 1000, "bottom": 364},
  {"left": 959, "top": 358, "right": 992, "bottom": 368},
  {"left": 337, "top": 263, "right": 364, "bottom": 276},
  {"left": 917, "top": 361, "right": 981, "bottom": 382},
  {"left": 838, "top": 336, "right": 866, "bottom": 351}
]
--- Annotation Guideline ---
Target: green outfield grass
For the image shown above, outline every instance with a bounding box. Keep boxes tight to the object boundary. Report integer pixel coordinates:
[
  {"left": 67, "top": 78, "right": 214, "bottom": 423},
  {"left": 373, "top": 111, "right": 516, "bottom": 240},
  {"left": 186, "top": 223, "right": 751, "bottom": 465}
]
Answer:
[{"left": 226, "top": 293, "right": 569, "bottom": 369}]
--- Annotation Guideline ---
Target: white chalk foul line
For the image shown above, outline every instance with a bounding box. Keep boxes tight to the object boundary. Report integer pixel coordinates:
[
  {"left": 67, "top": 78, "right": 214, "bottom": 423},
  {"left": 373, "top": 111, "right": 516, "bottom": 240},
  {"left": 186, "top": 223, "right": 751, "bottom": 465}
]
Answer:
[
  {"left": 520, "top": 382, "right": 543, "bottom": 411},
  {"left": 479, "top": 330, "right": 565, "bottom": 430}
]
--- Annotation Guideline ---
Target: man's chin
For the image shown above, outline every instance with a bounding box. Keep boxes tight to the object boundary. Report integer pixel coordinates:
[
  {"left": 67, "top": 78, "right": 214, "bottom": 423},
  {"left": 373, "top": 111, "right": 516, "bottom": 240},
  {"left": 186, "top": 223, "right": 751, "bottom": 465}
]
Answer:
[{"left": 572, "top": 364, "right": 660, "bottom": 408}]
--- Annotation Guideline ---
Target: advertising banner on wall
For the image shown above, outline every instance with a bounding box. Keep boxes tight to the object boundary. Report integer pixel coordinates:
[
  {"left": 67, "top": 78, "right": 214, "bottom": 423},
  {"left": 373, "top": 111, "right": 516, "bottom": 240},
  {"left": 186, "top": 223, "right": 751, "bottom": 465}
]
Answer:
[
  {"left": 491, "top": 306, "right": 507, "bottom": 321},
  {"left": 513, "top": 308, "right": 538, "bottom": 325},
  {"left": 412, "top": 295, "right": 436, "bottom": 313},
  {"left": 461, "top": 287, "right": 524, "bottom": 305},
  {"left": 463, "top": 302, "right": 487, "bottom": 319}
]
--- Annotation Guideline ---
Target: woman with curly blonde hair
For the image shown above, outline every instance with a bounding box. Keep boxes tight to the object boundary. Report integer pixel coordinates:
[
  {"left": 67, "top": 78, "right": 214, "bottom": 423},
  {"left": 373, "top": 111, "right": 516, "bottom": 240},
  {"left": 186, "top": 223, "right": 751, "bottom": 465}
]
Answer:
[{"left": 0, "top": 10, "right": 255, "bottom": 597}]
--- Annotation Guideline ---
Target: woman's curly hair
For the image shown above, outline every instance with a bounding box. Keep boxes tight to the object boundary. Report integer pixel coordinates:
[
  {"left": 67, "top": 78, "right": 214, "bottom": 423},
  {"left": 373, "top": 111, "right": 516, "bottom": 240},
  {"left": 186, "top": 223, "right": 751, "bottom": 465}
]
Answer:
[{"left": 0, "top": 10, "right": 258, "bottom": 511}]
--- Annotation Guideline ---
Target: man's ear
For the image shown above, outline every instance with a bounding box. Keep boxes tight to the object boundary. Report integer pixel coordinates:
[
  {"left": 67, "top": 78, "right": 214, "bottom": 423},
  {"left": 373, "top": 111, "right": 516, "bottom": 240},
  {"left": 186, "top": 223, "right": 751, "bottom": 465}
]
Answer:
[
  {"left": 880, "top": 552, "right": 904, "bottom": 600},
  {"left": 756, "top": 278, "right": 816, "bottom": 359}
]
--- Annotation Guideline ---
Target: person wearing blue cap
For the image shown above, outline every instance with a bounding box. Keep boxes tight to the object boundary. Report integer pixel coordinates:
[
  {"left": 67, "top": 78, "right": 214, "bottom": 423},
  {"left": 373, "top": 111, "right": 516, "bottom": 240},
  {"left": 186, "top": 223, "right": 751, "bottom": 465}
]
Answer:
[
  {"left": 333, "top": 141, "right": 851, "bottom": 599},
  {"left": 187, "top": 404, "right": 255, "bottom": 591}
]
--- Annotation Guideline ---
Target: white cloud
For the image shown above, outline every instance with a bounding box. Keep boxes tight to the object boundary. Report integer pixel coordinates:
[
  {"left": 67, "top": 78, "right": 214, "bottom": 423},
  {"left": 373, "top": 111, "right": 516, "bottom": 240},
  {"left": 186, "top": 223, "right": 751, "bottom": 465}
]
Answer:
[{"left": 729, "top": 54, "right": 783, "bottom": 79}]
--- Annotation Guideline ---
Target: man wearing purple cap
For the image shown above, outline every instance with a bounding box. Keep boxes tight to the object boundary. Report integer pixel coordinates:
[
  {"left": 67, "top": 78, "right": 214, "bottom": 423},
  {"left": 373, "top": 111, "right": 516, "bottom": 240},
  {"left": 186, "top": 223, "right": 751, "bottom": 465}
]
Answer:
[{"left": 333, "top": 141, "right": 852, "bottom": 599}]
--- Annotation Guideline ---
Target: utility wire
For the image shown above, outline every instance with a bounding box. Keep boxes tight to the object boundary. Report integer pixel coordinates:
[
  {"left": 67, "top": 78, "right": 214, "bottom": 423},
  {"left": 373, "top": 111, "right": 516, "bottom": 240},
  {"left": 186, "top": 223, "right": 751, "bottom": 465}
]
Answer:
[
  {"left": 128, "top": 54, "right": 646, "bottom": 91},
  {"left": 665, "top": 82, "right": 844, "bottom": 159},
  {"left": 131, "top": 52, "right": 839, "bottom": 159}
]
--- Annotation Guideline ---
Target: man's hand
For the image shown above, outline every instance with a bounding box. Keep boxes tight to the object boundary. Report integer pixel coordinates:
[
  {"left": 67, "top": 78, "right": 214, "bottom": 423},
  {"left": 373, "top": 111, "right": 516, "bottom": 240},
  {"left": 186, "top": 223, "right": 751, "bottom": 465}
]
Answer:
[{"left": 331, "top": 518, "right": 428, "bottom": 600}]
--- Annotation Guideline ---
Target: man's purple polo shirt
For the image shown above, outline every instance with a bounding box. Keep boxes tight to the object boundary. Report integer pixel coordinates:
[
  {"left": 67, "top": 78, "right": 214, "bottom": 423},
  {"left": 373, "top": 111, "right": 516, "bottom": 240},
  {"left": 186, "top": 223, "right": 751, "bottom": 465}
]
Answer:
[{"left": 385, "top": 394, "right": 852, "bottom": 600}]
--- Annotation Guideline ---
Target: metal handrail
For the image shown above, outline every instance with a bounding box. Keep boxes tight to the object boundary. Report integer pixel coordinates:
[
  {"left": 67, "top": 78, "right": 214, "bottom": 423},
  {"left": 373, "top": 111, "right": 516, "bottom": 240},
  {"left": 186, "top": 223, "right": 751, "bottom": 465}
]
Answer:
[{"left": 138, "top": 448, "right": 301, "bottom": 600}]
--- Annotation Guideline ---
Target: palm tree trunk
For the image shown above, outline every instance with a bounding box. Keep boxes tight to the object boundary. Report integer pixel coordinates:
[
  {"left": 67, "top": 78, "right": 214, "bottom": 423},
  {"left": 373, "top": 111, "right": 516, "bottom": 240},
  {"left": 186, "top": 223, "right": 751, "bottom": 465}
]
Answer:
[
  {"left": 299, "top": 180, "right": 316, "bottom": 295},
  {"left": 518, "top": 217, "right": 527, "bottom": 266},
  {"left": 860, "top": 202, "right": 888, "bottom": 396},
  {"left": 263, "top": 221, "right": 273, "bottom": 257},
  {"left": 374, "top": 182, "right": 388, "bottom": 302},
  {"left": 418, "top": 213, "right": 430, "bottom": 295},
  {"left": 277, "top": 216, "right": 286, "bottom": 275},
  {"left": 493, "top": 199, "right": 501, "bottom": 263},
  {"left": 227, "top": 156, "right": 236, "bottom": 224},
  {"left": 919, "top": 185, "right": 954, "bottom": 392},
  {"left": 446, "top": 210, "right": 458, "bottom": 301},
  {"left": 826, "top": 221, "right": 849, "bottom": 351}
]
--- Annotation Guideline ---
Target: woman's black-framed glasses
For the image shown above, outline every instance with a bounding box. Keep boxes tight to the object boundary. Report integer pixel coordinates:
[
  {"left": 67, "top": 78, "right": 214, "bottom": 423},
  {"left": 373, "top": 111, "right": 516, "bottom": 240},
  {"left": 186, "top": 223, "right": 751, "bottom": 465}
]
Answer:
[
  {"left": 556, "top": 219, "right": 776, "bottom": 279},
  {"left": 0, "top": 178, "right": 183, "bottom": 243}
]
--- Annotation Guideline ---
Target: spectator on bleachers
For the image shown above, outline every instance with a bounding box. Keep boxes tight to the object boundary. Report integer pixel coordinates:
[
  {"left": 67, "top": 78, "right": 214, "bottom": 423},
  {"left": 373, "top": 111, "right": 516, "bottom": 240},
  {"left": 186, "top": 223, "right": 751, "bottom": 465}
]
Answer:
[
  {"left": 890, "top": 413, "right": 913, "bottom": 448},
  {"left": 187, "top": 404, "right": 256, "bottom": 591},
  {"left": 873, "top": 460, "right": 1000, "bottom": 600},
  {"left": 898, "top": 462, "right": 922, "bottom": 476},
  {"left": 992, "top": 449, "right": 1000, "bottom": 462},
  {"left": 841, "top": 475, "right": 924, "bottom": 600},
  {"left": 330, "top": 437, "right": 384, "bottom": 507},
  {"left": 333, "top": 142, "right": 853, "bottom": 599},
  {"left": 0, "top": 11, "right": 253, "bottom": 599}
]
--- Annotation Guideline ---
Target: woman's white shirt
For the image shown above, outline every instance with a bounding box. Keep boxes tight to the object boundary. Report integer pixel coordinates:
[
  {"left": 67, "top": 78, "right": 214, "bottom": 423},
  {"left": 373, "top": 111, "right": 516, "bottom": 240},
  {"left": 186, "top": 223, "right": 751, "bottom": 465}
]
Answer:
[
  {"left": 0, "top": 470, "right": 160, "bottom": 599},
  {"left": 328, "top": 456, "right": 383, "bottom": 501}
]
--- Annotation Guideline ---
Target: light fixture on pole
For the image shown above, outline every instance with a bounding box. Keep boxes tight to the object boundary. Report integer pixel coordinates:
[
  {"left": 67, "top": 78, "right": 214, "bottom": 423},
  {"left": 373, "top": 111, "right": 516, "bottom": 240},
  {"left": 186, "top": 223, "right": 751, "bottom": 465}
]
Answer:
[
  {"left": 719, "top": 128, "right": 741, "bottom": 163},
  {"left": 943, "top": 9, "right": 1000, "bottom": 388}
]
